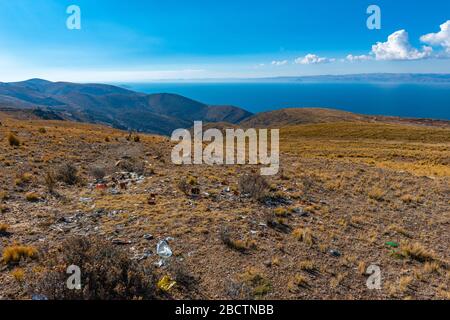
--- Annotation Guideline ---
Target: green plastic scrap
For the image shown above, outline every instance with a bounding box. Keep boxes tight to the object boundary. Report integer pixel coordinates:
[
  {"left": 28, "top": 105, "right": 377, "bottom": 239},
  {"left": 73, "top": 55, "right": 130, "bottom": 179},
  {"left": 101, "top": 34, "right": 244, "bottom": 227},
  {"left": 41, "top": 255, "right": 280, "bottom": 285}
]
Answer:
[{"left": 385, "top": 241, "right": 399, "bottom": 248}]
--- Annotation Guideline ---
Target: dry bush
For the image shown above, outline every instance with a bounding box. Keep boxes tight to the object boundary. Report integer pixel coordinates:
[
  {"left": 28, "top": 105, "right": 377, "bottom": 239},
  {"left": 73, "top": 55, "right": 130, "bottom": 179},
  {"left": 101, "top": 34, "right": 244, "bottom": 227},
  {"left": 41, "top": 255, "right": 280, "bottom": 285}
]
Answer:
[
  {"left": 288, "top": 274, "right": 309, "bottom": 292},
  {"left": 168, "top": 262, "right": 199, "bottom": 295},
  {"left": 2, "top": 245, "right": 38, "bottom": 265},
  {"left": 368, "top": 187, "right": 386, "bottom": 201},
  {"left": 44, "top": 171, "right": 56, "bottom": 193},
  {"left": 116, "top": 159, "right": 145, "bottom": 175},
  {"left": 30, "top": 236, "right": 157, "bottom": 300},
  {"left": 56, "top": 163, "right": 79, "bottom": 185},
  {"left": 220, "top": 228, "right": 249, "bottom": 253},
  {"left": 11, "top": 268, "right": 26, "bottom": 282},
  {"left": 292, "top": 228, "right": 314, "bottom": 246},
  {"left": 177, "top": 176, "right": 199, "bottom": 196},
  {"left": 0, "top": 223, "right": 9, "bottom": 234},
  {"left": 238, "top": 173, "right": 269, "bottom": 201},
  {"left": 25, "top": 192, "right": 40, "bottom": 202},
  {"left": 400, "top": 242, "right": 436, "bottom": 263},
  {"left": 8, "top": 132, "right": 20, "bottom": 147},
  {"left": 239, "top": 268, "right": 271, "bottom": 298},
  {"left": 90, "top": 166, "right": 106, "bottom": 181}
]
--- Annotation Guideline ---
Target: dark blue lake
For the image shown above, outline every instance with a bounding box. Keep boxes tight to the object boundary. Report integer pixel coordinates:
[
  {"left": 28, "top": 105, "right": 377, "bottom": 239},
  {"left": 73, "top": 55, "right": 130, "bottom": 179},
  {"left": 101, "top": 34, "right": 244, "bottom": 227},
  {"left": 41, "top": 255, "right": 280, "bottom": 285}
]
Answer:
[{"left": 125, "top": 82, "right": 450, "bottom": 120}]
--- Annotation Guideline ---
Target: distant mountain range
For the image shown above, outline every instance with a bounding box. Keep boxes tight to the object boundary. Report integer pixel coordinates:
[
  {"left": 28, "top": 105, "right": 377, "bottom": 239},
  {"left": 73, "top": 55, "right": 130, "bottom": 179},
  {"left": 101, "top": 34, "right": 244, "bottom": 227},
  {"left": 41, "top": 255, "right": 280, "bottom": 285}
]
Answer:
[
  {"left": 0, "top": 79, "right": 252, "bottom": 135},
  {"left": 253, "top": 73, "right": 450, "bottom": 83}
]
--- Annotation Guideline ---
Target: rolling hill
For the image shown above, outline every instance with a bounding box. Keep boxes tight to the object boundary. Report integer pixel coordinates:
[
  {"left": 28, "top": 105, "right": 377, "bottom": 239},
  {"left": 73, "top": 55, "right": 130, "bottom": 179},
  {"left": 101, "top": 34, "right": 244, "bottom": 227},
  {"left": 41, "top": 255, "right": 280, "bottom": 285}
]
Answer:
[{"left": 0, "top": 79, "right": 252, "bottom": 135}]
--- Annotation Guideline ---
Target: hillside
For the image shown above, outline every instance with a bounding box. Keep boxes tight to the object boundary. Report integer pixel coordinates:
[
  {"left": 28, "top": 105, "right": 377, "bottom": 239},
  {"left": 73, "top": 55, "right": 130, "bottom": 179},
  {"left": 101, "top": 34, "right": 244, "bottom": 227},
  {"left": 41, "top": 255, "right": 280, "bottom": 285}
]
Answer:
[
  {"left": 0, "top": 79, "right": 252, "bottom": 135},
  {"left": 241, "top": 108, "right": 366, "bottom": 127},
  {"left": 241, "top": 108, "right": 450, "bottom": 128},
  {"left": 0, "top": 113, "right": 449, "bottom": 300}
]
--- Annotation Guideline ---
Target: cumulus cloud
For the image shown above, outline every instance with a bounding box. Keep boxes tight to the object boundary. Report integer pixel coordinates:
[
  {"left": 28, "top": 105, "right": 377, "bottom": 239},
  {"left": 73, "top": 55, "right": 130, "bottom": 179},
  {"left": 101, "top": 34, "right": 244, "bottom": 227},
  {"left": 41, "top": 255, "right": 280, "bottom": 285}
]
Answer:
[
  {"left": 295, "top": 54, "right": 334, "bottom": 65},
  {"left": 271, "top": 60, "right": 288, "bottom": 66},
  {"left": 371, "top": 30, "right": 432, "bottom": 61},
  {"left": 346, "top": 54, "right": 373, "bottom": 62},
  {"left": 420, "top": 20, "right": 450, "bottom": 55}
]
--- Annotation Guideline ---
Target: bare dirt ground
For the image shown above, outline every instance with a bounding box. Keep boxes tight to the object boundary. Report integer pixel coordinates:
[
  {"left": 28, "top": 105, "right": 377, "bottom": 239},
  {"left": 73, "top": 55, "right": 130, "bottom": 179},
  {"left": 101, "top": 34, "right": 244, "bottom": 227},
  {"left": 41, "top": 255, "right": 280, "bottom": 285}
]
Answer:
[{"left": 0, "top": 115, "right": 449, "bottom": 300}]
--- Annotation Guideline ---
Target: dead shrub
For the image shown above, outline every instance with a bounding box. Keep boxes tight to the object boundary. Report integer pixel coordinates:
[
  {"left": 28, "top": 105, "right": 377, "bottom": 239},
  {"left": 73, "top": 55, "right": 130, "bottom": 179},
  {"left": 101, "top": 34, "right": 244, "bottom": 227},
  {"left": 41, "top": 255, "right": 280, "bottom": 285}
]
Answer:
[
  {"left": 8, "top": 133, "right": 20, "bottom": 147},
  {"left": 2, "top": 245, "right": 38, "bottom": 265},
  {"left": 238, "top": 173, "right": 269, "bottom": 201},
  {"left": 90, "top": 166, "right": 106, "bottom": 181},
  {"left": 29, "top": 236, "right": 158, "bottom": 300},
  {"left": 168, "top": 262, "right": 199, "bottom": 295},
  {"left": 400, "top": 242, "right": 436, "bottom": 263},
  {"left": 44, "top": 171, "right": 56, "bottom": 193},
  {"left": 116, "top": 159, "right": 145, "bottom": 175},
  {"left": 177, "top": 176, "right": 199, "bottom": 196},
  {"left": 56, "top": 163, "right": 79, "bottom": 185}
]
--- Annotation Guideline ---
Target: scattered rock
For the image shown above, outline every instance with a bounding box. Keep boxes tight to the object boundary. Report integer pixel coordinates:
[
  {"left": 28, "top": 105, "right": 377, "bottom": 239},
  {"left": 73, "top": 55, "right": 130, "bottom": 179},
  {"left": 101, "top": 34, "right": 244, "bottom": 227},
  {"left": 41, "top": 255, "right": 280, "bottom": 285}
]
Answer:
[{"left": 329, "top": 249, "right": 341, "bottom": 257}]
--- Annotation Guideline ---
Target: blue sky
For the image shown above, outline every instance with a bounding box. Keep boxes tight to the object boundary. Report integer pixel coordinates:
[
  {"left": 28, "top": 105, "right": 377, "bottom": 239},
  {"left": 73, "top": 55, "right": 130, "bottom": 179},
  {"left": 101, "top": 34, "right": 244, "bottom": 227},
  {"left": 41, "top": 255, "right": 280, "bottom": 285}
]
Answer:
[{"left": 0, "top": 0, "right": 449, "bottom": 82}]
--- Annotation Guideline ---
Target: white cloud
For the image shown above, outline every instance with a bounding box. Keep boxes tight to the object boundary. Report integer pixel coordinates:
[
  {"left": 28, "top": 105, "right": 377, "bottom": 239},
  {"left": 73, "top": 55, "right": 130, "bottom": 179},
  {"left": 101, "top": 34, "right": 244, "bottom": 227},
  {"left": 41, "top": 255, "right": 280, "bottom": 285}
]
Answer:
[
  {"left": 420, "top": 20, "right": 450, "bottom": 55},
  {"left": 271, "top": 60, "right": 288, "bottom": 66},
  {"left": 295, "top": 54, "right": 334, "bottom": 65},
  {"left": 346, "top": 54, "right": 373, "bottom": 62},
  {"left": 371, "top": 30, "right": 432, "bottom": 61}
]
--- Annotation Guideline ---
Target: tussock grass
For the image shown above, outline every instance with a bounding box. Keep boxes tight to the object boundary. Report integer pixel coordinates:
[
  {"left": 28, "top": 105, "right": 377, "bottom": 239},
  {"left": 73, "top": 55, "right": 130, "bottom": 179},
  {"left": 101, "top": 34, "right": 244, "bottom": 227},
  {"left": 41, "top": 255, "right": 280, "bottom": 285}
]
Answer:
[
  {"left": 292, "top": 228, "right": 314, "bottom": 246},
  {"left": 2, "top": 245, "right": 38, "bottom": 264}
]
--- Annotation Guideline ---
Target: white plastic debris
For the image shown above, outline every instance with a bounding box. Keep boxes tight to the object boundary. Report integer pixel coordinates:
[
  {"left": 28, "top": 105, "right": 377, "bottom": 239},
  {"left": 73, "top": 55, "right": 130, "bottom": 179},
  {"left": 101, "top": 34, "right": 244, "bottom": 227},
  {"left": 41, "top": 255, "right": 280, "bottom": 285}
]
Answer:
[{"left": 157, "top": 240, "right": 173, "bottom": 259}]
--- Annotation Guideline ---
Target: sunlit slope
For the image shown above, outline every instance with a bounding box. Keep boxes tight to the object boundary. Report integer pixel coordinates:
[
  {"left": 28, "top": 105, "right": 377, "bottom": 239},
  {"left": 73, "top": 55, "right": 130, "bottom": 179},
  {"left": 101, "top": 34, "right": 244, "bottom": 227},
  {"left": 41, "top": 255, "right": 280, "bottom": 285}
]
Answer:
[{"left": 280, "top": 122, "right": 450, "bottom": 177}]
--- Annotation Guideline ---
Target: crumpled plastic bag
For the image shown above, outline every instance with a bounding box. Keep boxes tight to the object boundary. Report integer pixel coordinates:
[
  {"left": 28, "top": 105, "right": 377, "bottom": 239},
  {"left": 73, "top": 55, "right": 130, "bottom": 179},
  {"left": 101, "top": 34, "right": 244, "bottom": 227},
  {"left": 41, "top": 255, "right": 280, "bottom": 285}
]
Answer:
[
  {"left": 157, "top": 276, "right": 176, "bottom": 292},
  {"left": 157, "top": 240, "right": 173, "bottom": 259}
]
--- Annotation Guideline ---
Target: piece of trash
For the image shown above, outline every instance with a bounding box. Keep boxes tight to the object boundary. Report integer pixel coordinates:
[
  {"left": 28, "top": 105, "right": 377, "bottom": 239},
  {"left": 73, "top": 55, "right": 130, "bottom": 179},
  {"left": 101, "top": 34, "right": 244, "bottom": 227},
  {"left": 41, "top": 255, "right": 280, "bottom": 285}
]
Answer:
[
  {"left": 79, "top": 197, "right": 92, "bottom": 203},
  {"left": 96, "top": 183, "right": 107, "bottom": 191},
  {"left": 143, "top": 234, "right": 154, "bottom": 240},
  {"left": 157, "top": 276, "right": 176, "bottom": 292},
  {"left": 32, "top": 294, "right": 48, "bottom": 301},
  {"left": 133, "top": 250, "right": 152, "bottom": 261},
  {"left": 157, "top": 240, "right": 173, "bottom": 259},
  {"left": 385, "top": 242, "right": 399, "bottom": 248},
  {"left": 112, "top": 238, "right": 132, "bottom": 245},
  {"left": 329, "top": 249, "right": 341, "bottom": 257}
]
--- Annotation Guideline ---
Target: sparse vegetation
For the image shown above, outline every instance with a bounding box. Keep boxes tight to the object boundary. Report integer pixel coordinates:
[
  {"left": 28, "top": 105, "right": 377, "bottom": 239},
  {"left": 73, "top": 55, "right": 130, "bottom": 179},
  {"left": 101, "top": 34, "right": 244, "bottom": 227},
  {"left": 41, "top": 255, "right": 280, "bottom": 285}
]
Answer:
[
  {"left": 239, "top": 268, "right": 271, "bottom": 298},
  {"left": 43, "top": 171, "right": 56, "bottom": 193},
  {"left": 220, "top": 228, "right": 252, "bottom": 253},
  {"left": 2, "top": 245, "right": 38, "bottom": 265},
  {"left": 8, "top": 132, "right": 20, "bottom": 147},
  {"left": 292, "top": 228, "right": 314, "bottom": 246},
  {"left": 0, "top": 114, "right": 448, "bottom": 300},
  {"left": 56, "top": 163, "right": 79, "bottom": 185},
  {"left": 90, "top": 166, "right": 106, "bottom": 181},
  {"left": 238, "top": 173, "right": 269, "bottom": 201},
  {"left": 0, "top": 223, "right": 9, "bottom": 234},
  {"left": 25, "top": 192, "right": 40, "bottom": 202},
  {"left": 400, "top": 242, "right": 436, "bottom": 262},
  {"left": 30, "top": 236, "right": 157, "bottom": 300}
]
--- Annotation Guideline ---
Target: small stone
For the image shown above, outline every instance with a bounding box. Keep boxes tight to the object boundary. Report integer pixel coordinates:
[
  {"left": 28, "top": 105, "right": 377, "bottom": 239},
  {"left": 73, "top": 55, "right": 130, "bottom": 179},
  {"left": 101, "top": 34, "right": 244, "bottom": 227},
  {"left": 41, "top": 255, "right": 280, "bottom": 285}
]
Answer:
[{"left": 329, "top": 249, "right": 341, "bottom": 257}]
